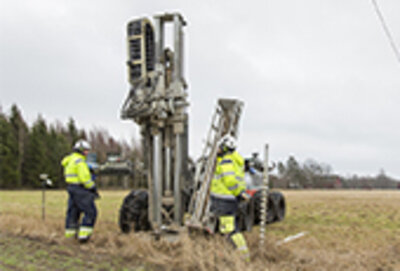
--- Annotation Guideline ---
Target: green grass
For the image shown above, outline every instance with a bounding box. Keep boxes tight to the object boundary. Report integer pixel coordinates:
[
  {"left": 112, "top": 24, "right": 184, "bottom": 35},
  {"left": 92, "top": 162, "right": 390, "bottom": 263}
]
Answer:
[
  {"left": 0, "top": 233, "right": 143, "bottom": 271},
  {"left": 1, "top": 190, "right": 400, "bottom": 270},
  {"left": 0, "top": 234, "right": 86, "bottom": 270},
  {"left": 0, "top": 190, "right": 129, "bottom": 223}
]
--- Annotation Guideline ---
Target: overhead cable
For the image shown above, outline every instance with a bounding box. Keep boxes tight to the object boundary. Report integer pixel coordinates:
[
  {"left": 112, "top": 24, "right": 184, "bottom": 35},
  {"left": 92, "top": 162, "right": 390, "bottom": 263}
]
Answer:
[{"left": 371, "top": 0, "right": 400, "bottom": 65}]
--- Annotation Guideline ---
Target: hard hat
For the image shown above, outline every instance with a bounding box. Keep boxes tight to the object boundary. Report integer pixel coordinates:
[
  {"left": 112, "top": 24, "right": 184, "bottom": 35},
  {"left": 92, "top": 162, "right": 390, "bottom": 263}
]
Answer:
[
  {"left": 73, "top": 139, "right": 91, "bottom": 152},
  {"left": 218, "top": 134, "right": 237, "bottom": 150}
]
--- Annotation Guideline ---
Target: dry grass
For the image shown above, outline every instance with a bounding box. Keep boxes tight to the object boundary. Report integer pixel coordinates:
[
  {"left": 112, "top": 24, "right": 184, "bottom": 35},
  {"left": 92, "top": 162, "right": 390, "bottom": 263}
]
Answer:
[{"left": 0, "top": 190, "right": 399, "bottom": 270}]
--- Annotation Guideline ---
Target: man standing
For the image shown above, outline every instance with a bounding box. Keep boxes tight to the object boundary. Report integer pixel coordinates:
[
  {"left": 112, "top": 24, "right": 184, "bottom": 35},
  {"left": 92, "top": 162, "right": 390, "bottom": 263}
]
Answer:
[
  {"left": 210, "top": 135, "right": 250, "bottom": 261},
  {"left": 61, "top": 139, "right": 98, "bottom": 243}
]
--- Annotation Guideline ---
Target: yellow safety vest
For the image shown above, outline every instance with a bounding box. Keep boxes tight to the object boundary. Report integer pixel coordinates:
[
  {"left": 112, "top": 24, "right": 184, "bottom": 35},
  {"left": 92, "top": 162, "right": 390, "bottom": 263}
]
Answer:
[
  {"left": 210, "top": 151, "right": 246, "bottom": 199},
  {"left": 61, "top": 152, "right": 94, "bottom": 189}
]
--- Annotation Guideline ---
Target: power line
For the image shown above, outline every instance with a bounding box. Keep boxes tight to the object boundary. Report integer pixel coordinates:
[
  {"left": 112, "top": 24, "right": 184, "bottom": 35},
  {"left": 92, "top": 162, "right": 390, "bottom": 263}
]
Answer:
[{"left": 371, "top": 0, "right": 400, "bottom": 65}]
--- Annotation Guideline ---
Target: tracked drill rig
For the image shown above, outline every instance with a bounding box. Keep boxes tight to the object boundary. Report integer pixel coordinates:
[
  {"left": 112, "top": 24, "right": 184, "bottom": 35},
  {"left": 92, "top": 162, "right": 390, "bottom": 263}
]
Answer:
[{"left": 118, "top": 12, "right": 285, "bottom": 237}]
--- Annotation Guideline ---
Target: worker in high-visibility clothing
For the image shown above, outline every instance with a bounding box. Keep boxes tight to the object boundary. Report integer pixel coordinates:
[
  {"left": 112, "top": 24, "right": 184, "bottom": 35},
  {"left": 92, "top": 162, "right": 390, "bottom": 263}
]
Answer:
[
  {"left": 61, "top": 139, "right": 99, "bottom": 242},
  {"left": 210, "top": 134, "right": 250, "bottom": 261}
]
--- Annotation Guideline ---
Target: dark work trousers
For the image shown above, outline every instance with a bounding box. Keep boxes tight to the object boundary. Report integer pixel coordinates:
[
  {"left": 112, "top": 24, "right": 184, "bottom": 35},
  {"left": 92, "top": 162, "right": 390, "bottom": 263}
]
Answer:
[
  {"left": 210, "top": 196, "right": 240, "bottom": 234},
  {"left": 65, "top": 184, "right": 97, "bottom": 230},
  {"left": 210, "top": 196, "right": 238, "bottom": 216}
]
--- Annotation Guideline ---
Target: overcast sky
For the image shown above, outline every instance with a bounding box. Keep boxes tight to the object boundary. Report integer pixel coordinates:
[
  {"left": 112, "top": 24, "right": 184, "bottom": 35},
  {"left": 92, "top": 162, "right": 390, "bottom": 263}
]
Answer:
[{"left": 1, "top": 0, "right": 399, "bottom": 178}]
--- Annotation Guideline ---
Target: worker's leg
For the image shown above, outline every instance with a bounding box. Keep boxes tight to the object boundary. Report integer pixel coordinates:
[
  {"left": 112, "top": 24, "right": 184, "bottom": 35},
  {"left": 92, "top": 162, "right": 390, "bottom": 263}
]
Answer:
[
  {"left": 74, "top": 188, "right": 97, "bottom": 242},
  {"left": 230, "top": 232, "right": 250, "bottom": 262},
  {"left": 218, "top": 214, "right": 250, "bottom": 262},
  {"left": 65, "top": 186, "right": 81, "bottom": 238}
]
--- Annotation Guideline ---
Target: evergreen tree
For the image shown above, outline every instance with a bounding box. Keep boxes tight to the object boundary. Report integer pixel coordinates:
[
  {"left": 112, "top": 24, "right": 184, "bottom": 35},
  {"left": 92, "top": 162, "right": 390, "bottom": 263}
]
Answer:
[
  {"left": 47, "top": 125, "right": 70, "bottom": 188},
  {"left": 9, "top": 104, "right": 28, "bottom": 187},
  {"left": 78, "top": 129, "right": 87, "bottom": 141},
  {"left": 66, "top": 117, "right": 80, "bottom": 147},
  {"left": 0, "top": 112, "right": 19, "bottom": 188},
  {"left": 285, "top": 156, "right": 307, "bottom": 188},
  {"left": 22, "top": 115, "right": 49, "bottom": 187},
  {"left": 277, "top": 161, "right": 286, "bottom": 178}
]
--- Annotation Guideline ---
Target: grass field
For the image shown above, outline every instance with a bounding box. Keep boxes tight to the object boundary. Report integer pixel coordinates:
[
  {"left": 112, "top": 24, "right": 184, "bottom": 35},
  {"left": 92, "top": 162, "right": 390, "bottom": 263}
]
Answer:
[{"left": 0, "top": 190, "right": 399, "bottom": 270}]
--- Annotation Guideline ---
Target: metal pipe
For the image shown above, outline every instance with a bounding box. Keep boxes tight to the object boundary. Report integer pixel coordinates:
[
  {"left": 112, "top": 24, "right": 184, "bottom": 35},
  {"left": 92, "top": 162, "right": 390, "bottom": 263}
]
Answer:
[
  {"left": 165, "top": 144, "right": 171, "bottom": 194},
  {"left": 260, "top": 144, "right": 269, "bottom": 247},
  {"left": 173, "top": 133, "right": 182, "bottom": 224},
  {"left": 152, "top": 132, "right": 163, "bottom": 226},
  {"left": 173, "top": 14, "right": 181, "bottom": 83},
  {"left": 154, "top": 17, "right": 164, "bottom": 65}
]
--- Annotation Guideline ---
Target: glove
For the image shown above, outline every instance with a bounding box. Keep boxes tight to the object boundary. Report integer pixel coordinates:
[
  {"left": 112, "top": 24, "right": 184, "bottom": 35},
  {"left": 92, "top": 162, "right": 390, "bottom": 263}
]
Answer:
[
  {"left": 239, "top": 192, "right": 250, "bottom": 202},
  {"left": 89, "top": 187, "right": 100, "bottom": 199}
]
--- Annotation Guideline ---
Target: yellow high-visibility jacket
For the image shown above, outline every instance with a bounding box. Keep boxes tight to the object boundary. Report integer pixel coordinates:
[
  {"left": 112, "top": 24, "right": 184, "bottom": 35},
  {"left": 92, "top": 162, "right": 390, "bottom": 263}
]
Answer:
[
  {"left": 210, "top": 150, "right": 246, "bottom": 200},
  {"left": 61, "top": 152, "right": 94, "bottom": 189},
  {"left": 231, "top": 150, "right": 245, "bottom": 183}
]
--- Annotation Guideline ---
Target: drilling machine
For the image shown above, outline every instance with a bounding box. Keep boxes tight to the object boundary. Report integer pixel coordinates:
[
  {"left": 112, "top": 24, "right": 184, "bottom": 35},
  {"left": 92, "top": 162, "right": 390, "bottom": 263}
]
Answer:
[
  {"left": 119, "top": 13, "right": 190, "bottom": 235},
  {"left": 118, "top": 12, "right": 285, "bottom": 237}
]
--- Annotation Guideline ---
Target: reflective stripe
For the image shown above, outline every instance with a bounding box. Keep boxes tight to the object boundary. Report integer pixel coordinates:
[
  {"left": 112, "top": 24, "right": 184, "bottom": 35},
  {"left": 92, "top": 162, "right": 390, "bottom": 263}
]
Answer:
[
  {"left": 210, "top": 193, "right": 236, "bottom": 200},
  {"left": 65, "top": 229, "right": 77, "bottom": 238},
  {"left": 215, "top": 171, "right": 235, "bottom": 179},
  {"left": 236, "top": 176, "right": 243, "bottom": 181},
  {"left": 75, "top": 158, "right": 83, "bottom": 164},
  {"left": 219, "top": 159, "right": 233, "bottom": 165},
  {"left": 78, "top": 226, "right": 93, "bottom": 239},
  {"left": 238, "top": 245, "right": 248, "bottom": 252},
  {"left": 83, "top": 180, "right": 95, "bottom": 189},
  {"left": 228, "top": 184, "right": 239, "bottom": 191},
  {"left": 65, "top": 174, "right": 78, "bottom": 178},
  {"left": 79, "top": 226, "right": 93, "bottom": 233}
]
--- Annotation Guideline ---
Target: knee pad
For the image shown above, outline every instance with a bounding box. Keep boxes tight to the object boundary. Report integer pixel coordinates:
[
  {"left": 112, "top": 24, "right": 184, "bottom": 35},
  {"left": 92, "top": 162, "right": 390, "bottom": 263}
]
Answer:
[{"left": 219, "top": 216, "right": 235, "bottom": 234}]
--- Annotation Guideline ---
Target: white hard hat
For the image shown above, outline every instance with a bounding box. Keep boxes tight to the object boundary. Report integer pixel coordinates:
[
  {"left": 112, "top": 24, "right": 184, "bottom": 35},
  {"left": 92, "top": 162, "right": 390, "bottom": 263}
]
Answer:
[
  {"left": 219, "top": 134, "right": 237, "bottom": 150},
  {"left": 73, "top": 139, "right": 91, "bottom": 151}
]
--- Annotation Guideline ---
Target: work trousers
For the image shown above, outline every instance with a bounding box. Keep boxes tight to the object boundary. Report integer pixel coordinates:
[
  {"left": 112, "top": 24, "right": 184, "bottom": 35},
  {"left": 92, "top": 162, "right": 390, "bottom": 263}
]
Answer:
[
  {"left": 65, "top": 184, "right": 97, "bottom": 237},
  {"left": 210, "top": 196, "right": 250, "bottom": 261},
  {"left": 210, "top": 196, "right": 239, "bottom": 234}
]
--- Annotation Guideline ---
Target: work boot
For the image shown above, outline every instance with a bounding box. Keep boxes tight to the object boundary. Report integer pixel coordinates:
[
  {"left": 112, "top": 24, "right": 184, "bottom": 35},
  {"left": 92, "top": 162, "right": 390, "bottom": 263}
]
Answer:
[
  {"left": 78, "top": 236, "right": 91, "bottom": 243},
  {"left": 65, "top": 228, "right": 77, "bottom": 239},
  {"left": 78, "top": 226, "right": 93, "bottom": 243}
]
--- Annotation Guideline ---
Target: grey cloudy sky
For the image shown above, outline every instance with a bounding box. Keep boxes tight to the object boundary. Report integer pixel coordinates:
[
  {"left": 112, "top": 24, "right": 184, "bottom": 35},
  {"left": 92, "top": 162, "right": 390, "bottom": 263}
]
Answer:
[{"left": 1, "top": 0, "right": 399, "bottom": 178}]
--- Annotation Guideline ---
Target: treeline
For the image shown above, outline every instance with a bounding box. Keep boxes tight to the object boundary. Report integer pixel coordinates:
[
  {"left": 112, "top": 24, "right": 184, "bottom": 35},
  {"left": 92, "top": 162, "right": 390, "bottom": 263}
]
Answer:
[
  {"left": 0, "top": 104, "right": 139, "bottom": 189},
  {"left": 270, "top": 156, "right": 400, "bottom": 189},
  {"left": 1, "top": 104, "right": 399, "bottom": 190}
]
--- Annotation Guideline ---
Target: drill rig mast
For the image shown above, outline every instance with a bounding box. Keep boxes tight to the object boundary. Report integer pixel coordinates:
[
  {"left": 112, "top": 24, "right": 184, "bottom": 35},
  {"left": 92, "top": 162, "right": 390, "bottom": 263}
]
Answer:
[{"left": 121, "top": 13, "right": 190, "bottom": 234}]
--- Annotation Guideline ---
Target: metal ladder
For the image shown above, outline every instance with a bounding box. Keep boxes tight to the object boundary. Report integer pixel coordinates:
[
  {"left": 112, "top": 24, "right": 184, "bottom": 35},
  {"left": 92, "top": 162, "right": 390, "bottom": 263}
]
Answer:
[{"left": 187, "top": 98, "right": 244, "bottom": 229}]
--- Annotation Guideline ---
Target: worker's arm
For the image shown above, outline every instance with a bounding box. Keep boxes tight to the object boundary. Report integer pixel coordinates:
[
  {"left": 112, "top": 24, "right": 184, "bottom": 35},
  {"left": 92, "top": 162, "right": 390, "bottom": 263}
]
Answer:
[
  {"left": 219, "top": 159, "right": 244, "bottom": 197},
  {"left": 231, "top": 151, "right": 247, "bottom": 195},
  {"left": 76, "top": 160, "right": 95, "bottom": 189}
]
